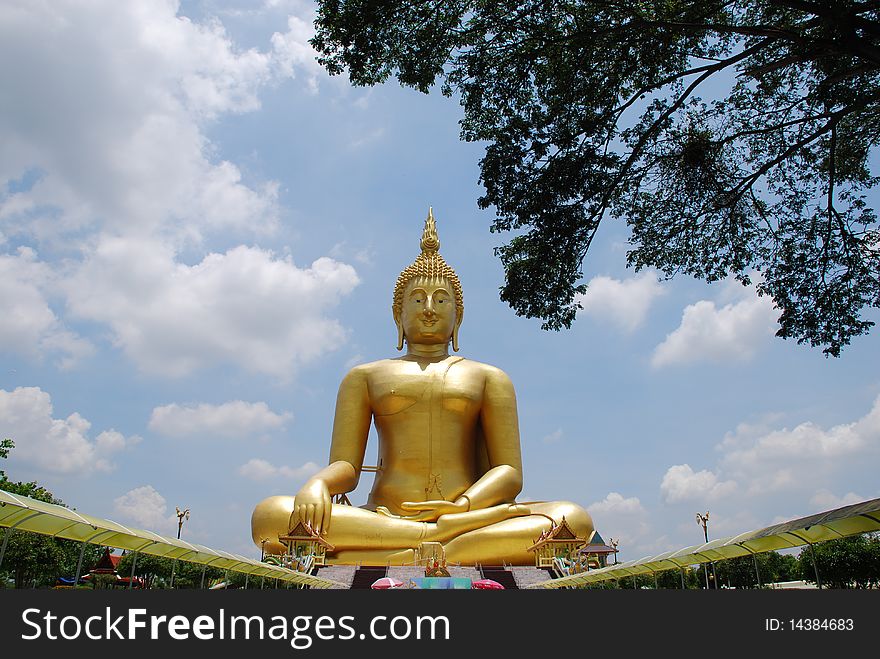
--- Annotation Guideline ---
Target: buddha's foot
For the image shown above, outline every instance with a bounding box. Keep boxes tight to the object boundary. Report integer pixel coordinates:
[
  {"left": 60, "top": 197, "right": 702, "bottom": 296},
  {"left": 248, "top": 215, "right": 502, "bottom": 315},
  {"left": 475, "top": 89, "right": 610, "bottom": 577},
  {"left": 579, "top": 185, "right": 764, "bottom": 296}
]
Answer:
[{"left": 429, "top": 503, "right": 531, "bottom": 543}]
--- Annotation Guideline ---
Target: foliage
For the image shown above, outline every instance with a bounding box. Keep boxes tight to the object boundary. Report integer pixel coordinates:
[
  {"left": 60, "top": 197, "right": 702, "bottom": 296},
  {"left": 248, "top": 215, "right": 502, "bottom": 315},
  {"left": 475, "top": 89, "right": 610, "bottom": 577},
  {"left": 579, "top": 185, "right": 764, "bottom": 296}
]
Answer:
[
  {"left": 0, "top": 526, "right": 103, "bottom": 590},
  {"left": 67, "top": 551, "right": 273, "bottom": 589},
  {"left": 91, "top": 573, "right": 121, "bottom": 590},
  {"left": 714, "top": 551, "right": 798, "bottom": 587},
  {"left": 798, "top": 533, "right": 880, "bottom": 588},
  {"left": 0, "top": 438, "right": 13, "bottom": 472},
  {"left": 607, "top": 566, "right": 701, "bottom": 589},
  {"left": 116, "top": 552, "right": 175, "bottom": 589},
  {"left": 313, "top": 0, "right": 880, "bottom": 355},
  {"left": 589, "top": 540, "right": 876, "bottom": 589},
  {"left": 591, "top": 550, "right": 804, "bottom": 589}
]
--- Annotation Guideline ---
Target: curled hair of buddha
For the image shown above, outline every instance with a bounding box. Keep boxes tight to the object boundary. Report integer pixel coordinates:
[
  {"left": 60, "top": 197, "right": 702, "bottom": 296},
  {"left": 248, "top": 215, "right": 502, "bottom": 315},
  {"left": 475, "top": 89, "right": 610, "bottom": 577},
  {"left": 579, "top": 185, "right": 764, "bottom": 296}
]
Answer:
[{"left": 393, "top": 208, "right": 464, "bottom": 351}]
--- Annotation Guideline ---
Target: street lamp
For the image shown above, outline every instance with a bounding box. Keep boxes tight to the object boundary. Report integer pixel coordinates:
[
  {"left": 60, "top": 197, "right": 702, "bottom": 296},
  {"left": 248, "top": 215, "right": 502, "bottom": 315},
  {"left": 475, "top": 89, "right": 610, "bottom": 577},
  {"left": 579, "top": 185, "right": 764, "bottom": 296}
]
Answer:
[
  {"left": 695, "top": 511, "right": 717, "bottom": 589},
  {"left": 608, "top": 537, "right": 620, "bottom": 565},
  {"left": 696, "top": 512, "right": 709, "bottom": 543},
  {"left": 176, "top": 507, "right": 190, "bottom": 540},
  {"left": 260, "top": 538, "right": 269, "bottom": 562}
]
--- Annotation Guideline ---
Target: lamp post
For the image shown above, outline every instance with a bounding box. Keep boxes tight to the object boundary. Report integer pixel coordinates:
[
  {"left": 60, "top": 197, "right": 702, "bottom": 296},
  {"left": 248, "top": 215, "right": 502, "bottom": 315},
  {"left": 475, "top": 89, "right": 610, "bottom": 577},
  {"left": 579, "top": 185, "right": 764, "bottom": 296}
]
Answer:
[
  {"left": 260, "top": 538, "right": 269, "bottom": 562},
  {"left": 695, "top": 511, "right": 718, "bottom": 589},
  {"left": 696, "top": 512, "right": 709, "bottom": 543},
  {"left": 176, "top": 507, "right": 190, "bottom": 540},
  {"left": 609, "top": 537, "right": 620, "bottom": 565}
]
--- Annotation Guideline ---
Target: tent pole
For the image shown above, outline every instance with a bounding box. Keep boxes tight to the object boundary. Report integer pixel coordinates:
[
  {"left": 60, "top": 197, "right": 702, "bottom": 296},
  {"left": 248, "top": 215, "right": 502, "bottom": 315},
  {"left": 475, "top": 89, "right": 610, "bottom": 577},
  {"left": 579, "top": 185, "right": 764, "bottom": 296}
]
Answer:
[
  {"left": 809, "top": 543, "right": 822, "bottom": 589},
  {"left": 128, "top": 552, "right": 138, "bottom": 590},
  {"left": 0, "top": 528, "right": 13, "bottom": 569},
  {"left": 74, "top": 541, "right": 88, "bottom": 586}
]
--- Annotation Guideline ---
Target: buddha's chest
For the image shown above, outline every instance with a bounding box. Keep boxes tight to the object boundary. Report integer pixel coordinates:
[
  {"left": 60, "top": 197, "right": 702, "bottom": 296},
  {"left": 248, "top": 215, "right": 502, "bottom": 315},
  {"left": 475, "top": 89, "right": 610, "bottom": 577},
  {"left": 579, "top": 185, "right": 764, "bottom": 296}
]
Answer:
[{"left": 368, "top": 361, "right": 483, "bottom": 418}]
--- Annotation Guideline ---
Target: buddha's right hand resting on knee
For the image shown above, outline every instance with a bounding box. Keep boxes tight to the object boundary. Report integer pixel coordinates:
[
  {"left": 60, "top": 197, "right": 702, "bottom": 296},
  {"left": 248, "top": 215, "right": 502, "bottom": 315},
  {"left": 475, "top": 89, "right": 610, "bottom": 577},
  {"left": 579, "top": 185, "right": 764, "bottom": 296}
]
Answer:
[{"left": 290, "top": 461, "right": 358, "bottom": 535}]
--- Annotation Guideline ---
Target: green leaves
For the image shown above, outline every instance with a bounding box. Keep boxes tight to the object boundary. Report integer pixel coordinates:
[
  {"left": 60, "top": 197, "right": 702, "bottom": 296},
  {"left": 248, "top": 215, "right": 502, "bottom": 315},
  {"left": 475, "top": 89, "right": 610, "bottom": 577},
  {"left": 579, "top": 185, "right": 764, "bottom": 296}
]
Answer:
[
  {"left": 799, "top": 534, "right": 880, "bottom": 588},
  {"left": 313, "top": 0, "right": 880, "bottom": 354}
]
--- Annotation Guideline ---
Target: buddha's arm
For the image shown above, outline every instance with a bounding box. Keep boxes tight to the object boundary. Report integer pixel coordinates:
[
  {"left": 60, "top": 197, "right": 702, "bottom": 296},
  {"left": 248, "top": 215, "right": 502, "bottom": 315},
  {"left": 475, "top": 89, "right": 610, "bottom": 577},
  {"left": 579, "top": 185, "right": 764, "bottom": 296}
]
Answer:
[{"left": 292, "top": 367, "right": 372, "bottom": 533}]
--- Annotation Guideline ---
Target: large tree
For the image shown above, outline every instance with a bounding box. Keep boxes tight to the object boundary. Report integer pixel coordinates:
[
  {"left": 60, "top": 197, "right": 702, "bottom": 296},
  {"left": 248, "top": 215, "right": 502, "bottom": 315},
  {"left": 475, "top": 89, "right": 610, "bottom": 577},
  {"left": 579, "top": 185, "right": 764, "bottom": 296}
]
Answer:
[{"left": 312, "top": 0, "right": 880, "bottom": 355}]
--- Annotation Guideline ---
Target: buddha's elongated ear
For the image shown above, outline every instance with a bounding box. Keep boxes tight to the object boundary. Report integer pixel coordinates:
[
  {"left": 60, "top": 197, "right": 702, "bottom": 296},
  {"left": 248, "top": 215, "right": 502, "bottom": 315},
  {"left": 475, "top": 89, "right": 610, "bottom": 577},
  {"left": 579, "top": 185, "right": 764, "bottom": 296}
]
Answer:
[
  {"left": 394, "top": 309, "right": 404, "bottom": 351},
  {"left": 452, "top": 309, "right": 463, "bottom": 352}
]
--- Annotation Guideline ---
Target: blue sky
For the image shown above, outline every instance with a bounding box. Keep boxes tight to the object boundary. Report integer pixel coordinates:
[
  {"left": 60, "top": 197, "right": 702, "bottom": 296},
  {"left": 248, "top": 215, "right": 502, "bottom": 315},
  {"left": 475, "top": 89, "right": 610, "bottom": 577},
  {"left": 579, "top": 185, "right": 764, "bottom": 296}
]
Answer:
[{"left": 1, "top": 0, "right": 878, "bottom": 562}]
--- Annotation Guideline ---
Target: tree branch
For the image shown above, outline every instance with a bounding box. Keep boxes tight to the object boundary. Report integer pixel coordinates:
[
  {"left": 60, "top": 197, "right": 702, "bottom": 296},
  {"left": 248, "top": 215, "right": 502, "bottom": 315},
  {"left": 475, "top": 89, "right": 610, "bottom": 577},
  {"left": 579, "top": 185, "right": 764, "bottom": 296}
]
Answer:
[{"left": 602, "top": 39, "right": 775, "bottom": 218}]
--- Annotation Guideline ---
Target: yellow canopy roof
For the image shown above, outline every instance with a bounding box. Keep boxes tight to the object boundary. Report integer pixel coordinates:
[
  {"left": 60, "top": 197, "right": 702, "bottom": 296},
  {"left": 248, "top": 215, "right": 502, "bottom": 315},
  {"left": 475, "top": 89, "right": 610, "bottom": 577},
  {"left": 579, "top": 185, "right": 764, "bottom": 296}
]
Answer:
[
  {"left": 0, "top": 489, "right": 344, "bottom": 589},
  {"left": 526, "top": 496, "right": 880, "bottom": 589}
]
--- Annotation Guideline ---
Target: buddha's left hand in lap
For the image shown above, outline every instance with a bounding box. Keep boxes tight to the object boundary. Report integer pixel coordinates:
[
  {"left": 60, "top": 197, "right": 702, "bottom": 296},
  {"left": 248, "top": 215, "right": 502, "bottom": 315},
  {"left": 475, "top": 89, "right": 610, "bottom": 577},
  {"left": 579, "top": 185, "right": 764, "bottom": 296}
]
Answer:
[{"left": 377, "top": 499, "right": 468, "bottom": 522}]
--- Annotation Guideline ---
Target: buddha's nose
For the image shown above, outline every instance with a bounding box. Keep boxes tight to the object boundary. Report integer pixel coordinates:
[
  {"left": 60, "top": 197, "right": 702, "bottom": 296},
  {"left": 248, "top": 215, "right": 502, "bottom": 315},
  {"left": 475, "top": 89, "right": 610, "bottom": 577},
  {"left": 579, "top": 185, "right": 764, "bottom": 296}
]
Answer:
[{"left": 423, "top": 298, "right": 436, "bottom": 316}]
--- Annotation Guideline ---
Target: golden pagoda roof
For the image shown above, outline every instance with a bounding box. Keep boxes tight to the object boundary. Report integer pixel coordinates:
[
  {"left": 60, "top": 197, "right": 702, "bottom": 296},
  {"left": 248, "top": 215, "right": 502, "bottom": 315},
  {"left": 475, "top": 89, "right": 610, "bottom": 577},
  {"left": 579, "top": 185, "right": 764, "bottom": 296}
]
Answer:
[
  {"left": 279, "top": 520, "right": 336, "bottom": 551},
  {"left": 527, "top": 517, "right": 587, "bottom": 552}
]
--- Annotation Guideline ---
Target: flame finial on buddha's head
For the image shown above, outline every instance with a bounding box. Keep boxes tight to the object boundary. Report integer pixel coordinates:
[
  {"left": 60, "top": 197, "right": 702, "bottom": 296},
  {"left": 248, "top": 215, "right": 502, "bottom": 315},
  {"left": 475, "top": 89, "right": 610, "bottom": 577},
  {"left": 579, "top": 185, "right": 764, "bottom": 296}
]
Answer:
[{"left": 392, "top": 208, "right": 464, "bottom": 351}]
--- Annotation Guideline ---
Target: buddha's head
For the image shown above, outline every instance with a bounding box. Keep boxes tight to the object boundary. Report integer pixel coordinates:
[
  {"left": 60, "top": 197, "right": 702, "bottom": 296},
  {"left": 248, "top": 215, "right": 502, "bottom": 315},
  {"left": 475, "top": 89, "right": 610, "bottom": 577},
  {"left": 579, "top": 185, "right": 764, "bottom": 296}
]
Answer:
[{"left": 392, "top": 208, "right": 464, "bottom": 351}]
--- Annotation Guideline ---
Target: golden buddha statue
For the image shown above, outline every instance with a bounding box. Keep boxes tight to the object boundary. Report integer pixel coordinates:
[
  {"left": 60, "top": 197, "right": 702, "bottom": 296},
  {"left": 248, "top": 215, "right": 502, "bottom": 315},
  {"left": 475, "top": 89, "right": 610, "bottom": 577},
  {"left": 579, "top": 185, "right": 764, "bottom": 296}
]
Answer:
[{"left": 251, "top": 209, "right": 593, "bottom": 565}]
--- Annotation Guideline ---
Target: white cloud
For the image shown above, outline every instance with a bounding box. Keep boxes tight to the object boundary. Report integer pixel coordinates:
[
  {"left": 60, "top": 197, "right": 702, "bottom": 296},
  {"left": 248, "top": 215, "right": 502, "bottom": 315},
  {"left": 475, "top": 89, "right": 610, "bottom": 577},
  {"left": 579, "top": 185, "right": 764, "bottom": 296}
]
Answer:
[
  {"left": 589, "top": 492, "right": 646, "bottom": 516},
  {"left": 576, "top": 271, "right": 666, "bottom": 332},
  {"left": 350, "top": 127, "right": 386, "bottom": 150},
  {"left": 149, "top": 400, "right": 292, "bottom": 438},
  {"left": 113, "top": 485, "right": 173, "bottom": 531},
  {"left": 238, "top": 458, "right": 319, "bottom": 481},
  {"left": 0, "top": 387, "right": 137, "bottom": 474},
  {"left": 0, "top": 248, "right": 92, "bottom": 368},
  {"left": 329, "top": 242, "right": 375, "bottom": 266},
  {"left": 809, "top": 489, "right": 865, "bottom": 511},
  {"left": 541, "top": 429, "right": 564, "bottom": 444},
  {"left": 652, "top": 281, "right": 777, "bottom": 367},
  {"left": 587, "top": 492, "right": 651, "bottom": 550},
  {"left": 0, "top": 2, "right": 361, "bottom": 376},
  {"left": 65, "top": 237, "right": 359, "bottom": 377},
  {"left": 660, "top": 464, "right": 737, "bottom": 503},
  {"left": 0, "top": 0, "right": 288, "bottom": 244},
  {"left": 658, "top": 396, "right": 880, "bottom": 518},
  {"left": 270, "top": 14, "right": 325, "bottom": 93},
  {"left": 96, "top": 430, "right": 141, "bottom": 452},
  {"left": 720, "top": 397, "right": 879, "bottom": 494}
]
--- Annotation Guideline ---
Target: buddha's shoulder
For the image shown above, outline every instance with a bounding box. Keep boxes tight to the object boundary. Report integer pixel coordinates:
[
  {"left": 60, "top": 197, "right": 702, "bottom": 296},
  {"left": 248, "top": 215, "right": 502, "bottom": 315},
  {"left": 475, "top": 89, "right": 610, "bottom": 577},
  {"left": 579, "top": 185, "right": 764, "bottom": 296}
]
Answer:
[
  {"left": 449, "top": 356, "right": 510, "bottom": 378},
  {"left": 456, "top": 358, "right": 515, "bottom": 386},
  {"left": 341, "top": 356, "right": 511, "bottom": 380},
  {"left": 339, "top": 358, "right": 402, "bottom": 380}
]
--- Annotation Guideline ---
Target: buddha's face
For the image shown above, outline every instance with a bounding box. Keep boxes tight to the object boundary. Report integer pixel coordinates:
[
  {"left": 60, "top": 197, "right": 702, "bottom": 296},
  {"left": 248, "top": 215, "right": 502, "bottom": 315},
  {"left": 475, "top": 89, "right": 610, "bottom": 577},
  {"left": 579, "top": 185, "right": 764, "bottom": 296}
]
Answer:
[{"left": 399, "top": 276, "right": 458, "bottom": 346}]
